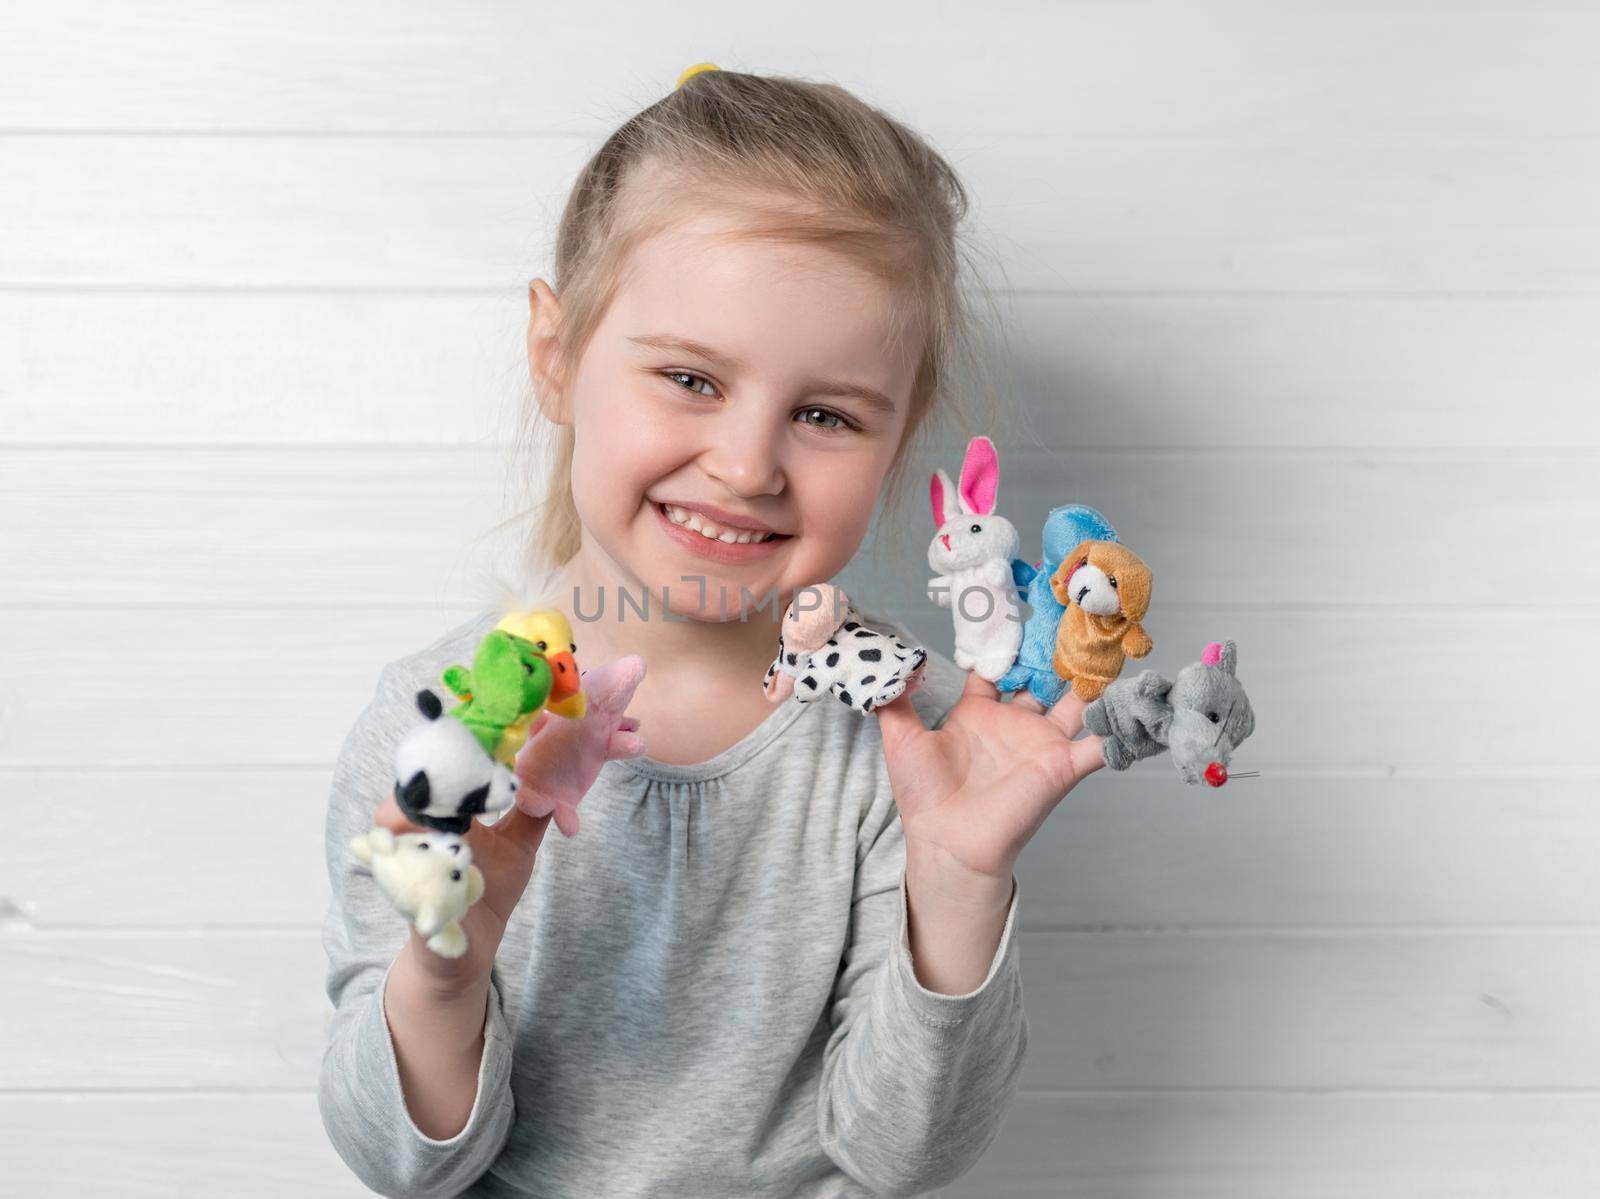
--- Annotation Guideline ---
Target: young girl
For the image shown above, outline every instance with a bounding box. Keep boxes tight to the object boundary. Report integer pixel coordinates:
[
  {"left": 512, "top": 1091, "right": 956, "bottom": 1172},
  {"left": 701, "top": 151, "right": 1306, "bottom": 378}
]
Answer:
[{"left": 319, "top": 65, "right": 1108, "bottom": 1198}]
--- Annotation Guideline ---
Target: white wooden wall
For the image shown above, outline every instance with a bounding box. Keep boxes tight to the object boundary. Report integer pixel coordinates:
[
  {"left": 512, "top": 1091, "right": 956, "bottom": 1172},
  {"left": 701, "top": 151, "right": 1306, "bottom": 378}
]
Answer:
[{"left": 4, "top": 3, "right": 1599, "bottom": 1195}]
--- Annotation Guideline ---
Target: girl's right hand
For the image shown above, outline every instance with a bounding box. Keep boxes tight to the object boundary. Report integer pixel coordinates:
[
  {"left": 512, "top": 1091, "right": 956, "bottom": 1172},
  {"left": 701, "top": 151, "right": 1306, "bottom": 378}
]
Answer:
[
  {"left": 372, "top": 793, "right": 553, "bottom": 995},
  {"left": 372, "top": 655, "right": 646, "bottom": 992},
  {"left": 370, "top": 782, "right": 556, "bottom": 1141}
]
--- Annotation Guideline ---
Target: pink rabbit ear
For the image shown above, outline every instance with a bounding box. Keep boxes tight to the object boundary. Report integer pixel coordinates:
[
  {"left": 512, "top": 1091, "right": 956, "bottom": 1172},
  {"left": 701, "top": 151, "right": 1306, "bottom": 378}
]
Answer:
[
  {"left": 929, "top": 468, "right": 955, "bottom": 527},
  {"left": 1202, "top": 642, "right": 1224, "bottom": 666},
  {"left": 958, "top": 436, "right": 999, "bottom": 515}
]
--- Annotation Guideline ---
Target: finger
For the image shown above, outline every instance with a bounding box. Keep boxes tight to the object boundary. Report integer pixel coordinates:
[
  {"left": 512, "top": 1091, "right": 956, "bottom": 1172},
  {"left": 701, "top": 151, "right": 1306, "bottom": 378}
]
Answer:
[
  {"left": 873, "top": 692, "right": 927, "bottom": 755},
  {"left": 1068, "top": 735, "right": 1107, "bottom": 782},
  {"left": 961, "top": 670, "right": 1000, "bottom": 704},
  {"left": 374, "top": 791, "right": 426, "bottom": 834},
  {"left": 1049, "top": 691, "right": 1088, "bottom": 738},
  {"left": 485, "top": 804, "right": 554, "bottom": 852},
  {"left": 608, "top": 729, "right": 646, "bottom": 758},
  {"left": 513, "top": 717, "right": 559, "bottom": 782},
  {"left": 1007, "top": 691, "right": 1046, "bottom": 714}
]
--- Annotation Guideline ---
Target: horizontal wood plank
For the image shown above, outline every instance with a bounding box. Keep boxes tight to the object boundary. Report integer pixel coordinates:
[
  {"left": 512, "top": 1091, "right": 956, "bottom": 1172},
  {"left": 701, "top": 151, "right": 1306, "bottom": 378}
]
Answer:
[
  {"left": 5, "top": 1, "right": 1599, "bottom": 143},
  {"left": 8, "top": 447, "right": 1596, "bottom": 606},
  {"left": 0, "top": 1092, "right": 367, "bottom": 1197},
  {"left": 939, "top": 1091, "right": 1600, "bottom": 1198},
  {"left": 1013, "top": 931, "right": 1600, "bottom": 1091},
  {"left": 8, "top": 293, "right": 1600, "bottom": 449},
  {"left": 9, "top": 1089, "right": 1600, "bottom": 1198},
  {"left": 7, "top": 135, "right": 1600, "bottom": 292},
  {"left": 6, "top": 773, "right": 1597, "bottom": 931},
  {"left": 0, "top": 607, "right": 1572, "bottom": 770},
  {"left": 6, "top": 929, "right": 1600, "bottom": 1091}
]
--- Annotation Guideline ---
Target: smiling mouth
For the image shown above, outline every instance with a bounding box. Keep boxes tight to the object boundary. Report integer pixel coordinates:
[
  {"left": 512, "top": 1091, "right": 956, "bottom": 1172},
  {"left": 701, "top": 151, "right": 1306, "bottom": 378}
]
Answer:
[{"left": 657, "top": 502, "right": 787, "bottom": 545}]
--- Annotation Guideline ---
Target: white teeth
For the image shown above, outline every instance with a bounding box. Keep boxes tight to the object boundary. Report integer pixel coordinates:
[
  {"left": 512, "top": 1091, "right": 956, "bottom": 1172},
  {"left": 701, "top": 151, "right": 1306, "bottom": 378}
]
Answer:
[{"left": 661, "top": 503, "right": 774, "bottom": 544}]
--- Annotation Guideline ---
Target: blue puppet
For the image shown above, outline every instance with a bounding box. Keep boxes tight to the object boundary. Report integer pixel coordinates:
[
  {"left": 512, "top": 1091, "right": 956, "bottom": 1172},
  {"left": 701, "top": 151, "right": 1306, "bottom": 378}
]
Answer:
[{"left": 996, "top": 504, "right": 1120, "bottom": 707}]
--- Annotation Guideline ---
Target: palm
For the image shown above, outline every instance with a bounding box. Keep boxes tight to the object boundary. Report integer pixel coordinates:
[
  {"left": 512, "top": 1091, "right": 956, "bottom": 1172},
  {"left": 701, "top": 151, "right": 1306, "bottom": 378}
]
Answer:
[
  {"left": 876, "top": 672, "right": 1107, "bottom": 881},
  {"left": 369, "top": 660, "right": 646, "bottom": 985},
  {"left": 372, "top": 789, "right": 551, "bottom": 986}
]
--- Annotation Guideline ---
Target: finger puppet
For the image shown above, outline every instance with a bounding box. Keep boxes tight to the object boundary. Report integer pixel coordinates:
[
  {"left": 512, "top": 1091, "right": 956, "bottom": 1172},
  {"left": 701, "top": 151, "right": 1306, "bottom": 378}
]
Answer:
[
  {"left": 997, "top": 504, "right": 1120, "bottom": 707},
  {"left": 364, "top": 606, "right": 594, "bottom": 958},
  {"left": 1049, "top": 539, "right": 1154, "bottom": 701},
  {"left": 515, "top": 655, "right": 648, "bottom": 839},
  {"left": 1081, "top": 640, "right": 1257, "bottom": 786},
  {"left": 763, "top": 583, "right": 927, "bottom": 714},
  {"left": 492, "top": 609, "right": 587, "bottom": 722},
  {"left": 392, "top": 607, "right": 588, "bottom": 833},
  {"left": 927, "top": 436, "right": 1026, "bottom": 681},
  {"left": 394, "top": 689, "right": 522, "bottom": 833},
  {"left": 349, "top": 827, "right": 486, "bottom": 958},
  {"left": 442, "top": 609, "right": 586, "bottom": 768}
]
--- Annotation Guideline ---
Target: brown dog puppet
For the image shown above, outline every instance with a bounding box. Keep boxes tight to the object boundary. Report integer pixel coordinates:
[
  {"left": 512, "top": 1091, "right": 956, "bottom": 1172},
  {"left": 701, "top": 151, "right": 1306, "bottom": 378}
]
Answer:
[{"left": 1049, "top": 540, "right": 1155, "bottom": 701}]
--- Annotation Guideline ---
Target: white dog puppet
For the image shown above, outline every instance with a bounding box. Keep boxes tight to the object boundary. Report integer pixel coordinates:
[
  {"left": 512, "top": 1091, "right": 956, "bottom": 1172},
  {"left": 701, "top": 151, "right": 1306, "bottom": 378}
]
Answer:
[
  {"left": 927, "top": 436, "right": 1025, "bottom": 681},
  {"left": 349, "top": 827, "right": 486, "bottom": 958}
]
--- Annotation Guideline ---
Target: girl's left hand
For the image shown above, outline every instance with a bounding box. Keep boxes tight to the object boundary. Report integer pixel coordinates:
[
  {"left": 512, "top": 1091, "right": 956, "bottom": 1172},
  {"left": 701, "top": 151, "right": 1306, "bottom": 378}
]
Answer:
[{"left": 875, "top": 673, "right": 1106, "bottom": 889}]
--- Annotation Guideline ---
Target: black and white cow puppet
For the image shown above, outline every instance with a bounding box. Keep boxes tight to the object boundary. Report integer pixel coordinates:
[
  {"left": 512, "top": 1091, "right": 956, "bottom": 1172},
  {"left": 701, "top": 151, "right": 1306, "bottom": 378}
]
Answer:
[{"left": 762, "top": 583, "right": 928, "bottom": 714}]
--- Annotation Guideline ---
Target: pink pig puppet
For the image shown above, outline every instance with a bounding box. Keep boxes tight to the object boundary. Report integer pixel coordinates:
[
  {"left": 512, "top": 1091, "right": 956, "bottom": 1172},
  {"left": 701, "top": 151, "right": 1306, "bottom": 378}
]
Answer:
[{"left": 513, "top": 655, "right": 648, "bottom": 837}]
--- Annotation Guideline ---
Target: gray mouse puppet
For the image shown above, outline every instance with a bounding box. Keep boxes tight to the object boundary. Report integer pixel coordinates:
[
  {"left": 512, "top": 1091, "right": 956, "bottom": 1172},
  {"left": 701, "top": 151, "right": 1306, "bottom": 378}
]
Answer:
[{"left": 1081, "top": 639, "right": 1256, "bottom": 786}]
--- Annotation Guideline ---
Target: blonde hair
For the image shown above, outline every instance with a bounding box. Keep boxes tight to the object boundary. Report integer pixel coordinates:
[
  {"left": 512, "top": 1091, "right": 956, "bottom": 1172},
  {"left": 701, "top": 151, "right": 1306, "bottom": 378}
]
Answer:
[{"left": 508, "top": 67, "right": 1007, "bottom": 579}]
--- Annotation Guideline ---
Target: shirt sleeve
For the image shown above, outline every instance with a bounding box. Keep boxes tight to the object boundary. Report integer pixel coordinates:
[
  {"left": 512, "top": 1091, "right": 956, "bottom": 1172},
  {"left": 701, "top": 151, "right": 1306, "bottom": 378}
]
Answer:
[
  {"left": 317, "top": 660, "right": 518, "bottom": 1198},
  {"left": 815, "top": 779, "right": 1028, "bottom": 1197}
]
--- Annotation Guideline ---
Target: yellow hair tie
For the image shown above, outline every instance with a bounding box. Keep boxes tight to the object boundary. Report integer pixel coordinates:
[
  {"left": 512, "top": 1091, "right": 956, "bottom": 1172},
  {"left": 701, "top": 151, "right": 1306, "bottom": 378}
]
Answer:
[{"left": 676, "top": 62, "right": 721, "bottom": 88}]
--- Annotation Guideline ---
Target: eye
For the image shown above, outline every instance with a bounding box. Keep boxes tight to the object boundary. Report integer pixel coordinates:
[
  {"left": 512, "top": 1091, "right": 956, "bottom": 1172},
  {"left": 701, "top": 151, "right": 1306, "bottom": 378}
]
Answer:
[
  {"left": 664, "top": 370, "right": 718, "bottom": 396},
  {"left": 536, "top": 640, "right": 547, "bottom": 651},
  {"left": 1108, "top": 575, "right": 1118, "bottom": 589},
  {"left": 796, "top": 406, "right": 858, "bottom": 432},
  {"left": 522, "top": 661, "right": 534, "bottom": 675},
  {"left": 417, "top": 842, "right": 429, "bottom": 851},
  {"left": 450, "top": 869, "right": 462, "bottom": 882},
  {"left": 969, "top": 523, "right": 981, "bottom": 534},
  {"left": 1207, "top": 711, "right": 1220, "bottom": 724},
  {"left": 569, "top": 642, "right": 576, "bottom": 653}
]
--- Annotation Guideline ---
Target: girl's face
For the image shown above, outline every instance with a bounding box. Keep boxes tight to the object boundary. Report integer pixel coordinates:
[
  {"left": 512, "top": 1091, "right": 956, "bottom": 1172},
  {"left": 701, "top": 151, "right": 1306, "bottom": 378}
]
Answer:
[{"left": 550, "top": 207, "right": 919, "bottom": 621}]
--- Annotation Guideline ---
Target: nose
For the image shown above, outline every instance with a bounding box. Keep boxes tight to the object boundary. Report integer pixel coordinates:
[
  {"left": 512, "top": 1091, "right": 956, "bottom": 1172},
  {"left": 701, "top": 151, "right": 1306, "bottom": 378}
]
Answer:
[
  {"left": 546, "top": 650, "right": 580, "bottom": 700},
  {"left": 940, "top": 534, "right": 951, "bottom": 551},
  {"left": 702, "top": 412, "right": 785, "bottom": 498}
]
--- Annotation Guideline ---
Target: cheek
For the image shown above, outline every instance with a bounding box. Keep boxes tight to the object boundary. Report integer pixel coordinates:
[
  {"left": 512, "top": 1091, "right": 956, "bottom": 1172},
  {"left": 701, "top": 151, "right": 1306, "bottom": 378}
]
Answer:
[
  {"left": 808, "top": 473, "right": 877, "bottom": 541},
  {"left": 569, "top": 377, "right": 680, "bottom": 515},
  {"left": 782, "top": 448, "right": 893, "bottom": 572}
]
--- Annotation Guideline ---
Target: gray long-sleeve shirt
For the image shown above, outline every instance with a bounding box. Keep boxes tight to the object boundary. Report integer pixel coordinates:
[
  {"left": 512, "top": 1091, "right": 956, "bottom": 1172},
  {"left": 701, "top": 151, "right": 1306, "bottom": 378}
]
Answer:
[{"left": 318, "top": 603, "right": 1028, "bottom": 1198}]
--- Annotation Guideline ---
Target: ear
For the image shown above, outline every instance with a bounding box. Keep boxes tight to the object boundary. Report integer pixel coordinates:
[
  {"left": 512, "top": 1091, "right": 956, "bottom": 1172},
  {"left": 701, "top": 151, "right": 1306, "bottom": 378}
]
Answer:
[
  {"left": 1051, "top": 540, "right": 1095, "bottom": 604},
  {"left": 1219, "top": 640, "right": 1238, "bottom": 676},
  {"left": 1237, "top": 700, "right": 1256, "bottom": 743},
  {"left": 527, "top": 278, "right": 569, "bottom": 425},
  {"left": 930, "top": 468, "right": 956, "bottom": 526},
  {"left": 958, "top": 436, "right": 1000, "bottom": 516}
]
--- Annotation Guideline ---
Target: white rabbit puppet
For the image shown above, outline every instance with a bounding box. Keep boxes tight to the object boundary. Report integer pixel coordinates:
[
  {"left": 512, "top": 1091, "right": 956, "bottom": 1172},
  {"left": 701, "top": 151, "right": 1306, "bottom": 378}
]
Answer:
[{"left": 927, "top": 435, "right": 1025, "bottom": 681}]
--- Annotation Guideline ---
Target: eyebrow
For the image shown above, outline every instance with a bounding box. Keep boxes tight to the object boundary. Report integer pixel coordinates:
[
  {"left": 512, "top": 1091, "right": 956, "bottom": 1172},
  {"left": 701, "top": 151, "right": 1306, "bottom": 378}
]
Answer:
[{"left": 627, "top": 333, "right": 899, "bottom": 415}]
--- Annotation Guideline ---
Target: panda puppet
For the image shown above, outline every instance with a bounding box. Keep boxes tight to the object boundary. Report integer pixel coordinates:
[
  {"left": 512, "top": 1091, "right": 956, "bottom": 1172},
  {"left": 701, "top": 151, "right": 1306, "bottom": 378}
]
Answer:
[{"left": 352, "top": 608, "right": 646, "bottom": 957}]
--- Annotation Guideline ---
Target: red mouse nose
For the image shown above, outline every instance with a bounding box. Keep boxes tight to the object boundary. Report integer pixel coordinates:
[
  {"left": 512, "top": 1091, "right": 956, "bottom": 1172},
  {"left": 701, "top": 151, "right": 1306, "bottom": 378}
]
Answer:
[{"left": 1204, "top": 762, "right": 1228, "bottom": 787}]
